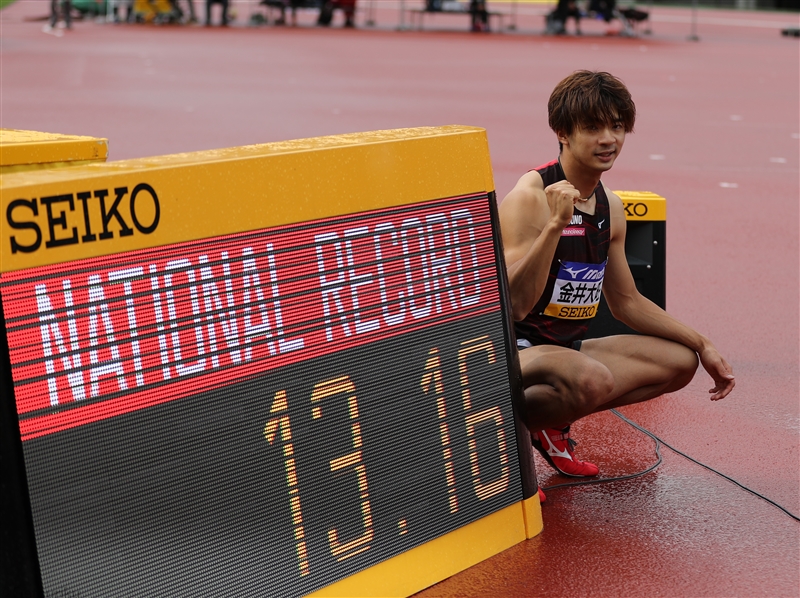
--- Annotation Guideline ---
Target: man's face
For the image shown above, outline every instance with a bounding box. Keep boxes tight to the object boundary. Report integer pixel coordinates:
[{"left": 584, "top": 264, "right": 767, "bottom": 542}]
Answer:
[{"left": 559, "top": 120, "right": 626, "bottom": 173}]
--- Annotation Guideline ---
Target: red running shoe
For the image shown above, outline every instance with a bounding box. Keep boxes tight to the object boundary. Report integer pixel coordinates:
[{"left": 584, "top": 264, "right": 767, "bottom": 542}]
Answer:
[
  {"left": 532, "top": 426, "right": 599, "bottom": 477},
  {"left": 538, "top": 488, "right": 546, "bottom": 503}
]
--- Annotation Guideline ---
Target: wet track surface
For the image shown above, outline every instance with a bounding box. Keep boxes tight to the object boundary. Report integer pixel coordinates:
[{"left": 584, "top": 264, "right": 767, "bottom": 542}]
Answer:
[{"left": 2, "top": 1, "right": 798, "bottom": 595}]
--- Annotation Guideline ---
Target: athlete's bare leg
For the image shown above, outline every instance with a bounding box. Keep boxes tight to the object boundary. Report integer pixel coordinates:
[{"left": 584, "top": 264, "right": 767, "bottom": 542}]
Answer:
[{"left": 518, "top": 335, "right": 698, "bottom": 430}]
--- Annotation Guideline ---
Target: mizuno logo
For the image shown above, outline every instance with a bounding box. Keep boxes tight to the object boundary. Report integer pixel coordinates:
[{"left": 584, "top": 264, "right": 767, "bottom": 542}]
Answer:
[
  {"left": 598, "top": 219, "right": 605, "bottom": 229},
  {"left": 564, "top": 266, "right": 589, "bottom": 279},
  {"left": 541, "top": 432, "right": 573, "bottom": 461}
]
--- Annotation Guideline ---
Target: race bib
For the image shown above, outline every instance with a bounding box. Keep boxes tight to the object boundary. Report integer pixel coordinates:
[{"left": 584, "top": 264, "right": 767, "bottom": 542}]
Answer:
[{"left": 543, "top": 260, "right": 606, "bottom": 320}]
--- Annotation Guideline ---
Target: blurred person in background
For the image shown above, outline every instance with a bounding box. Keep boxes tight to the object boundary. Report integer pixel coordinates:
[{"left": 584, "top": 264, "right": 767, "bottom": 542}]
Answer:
[
  {"left": 44, "top": 0, "right": 72, "bottom": 32},
  {"left": 317, "top": 0, "right": 356, "bottom": 27},
  {"left": 206, "top": 0, "right": 229, "bottom": 25}
]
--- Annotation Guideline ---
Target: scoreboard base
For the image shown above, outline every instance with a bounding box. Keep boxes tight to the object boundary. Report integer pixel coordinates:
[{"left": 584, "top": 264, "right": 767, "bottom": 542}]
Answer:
[{"left": 308, "top": 496, "right": 543, "bottom": 597}]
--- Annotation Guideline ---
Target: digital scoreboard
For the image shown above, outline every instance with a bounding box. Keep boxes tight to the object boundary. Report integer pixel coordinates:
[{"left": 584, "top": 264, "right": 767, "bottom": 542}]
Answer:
[{"left": 0, "top": 127, "right": 541, "bottom": 597}]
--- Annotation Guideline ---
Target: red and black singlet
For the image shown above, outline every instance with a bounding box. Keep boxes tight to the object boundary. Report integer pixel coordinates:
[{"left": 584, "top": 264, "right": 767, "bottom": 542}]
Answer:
[{"left": 514, "top": 159, "right": 611, "bottom": 348}]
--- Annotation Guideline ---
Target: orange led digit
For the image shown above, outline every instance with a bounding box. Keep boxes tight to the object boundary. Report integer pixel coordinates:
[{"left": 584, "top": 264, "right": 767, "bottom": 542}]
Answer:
[
  {"left": 457, "top": 335, "right": 496, "bottom": 411},
  {"left": 420, "top": 347, "right": 459, "bottom": 514},
  {"left": 311, "top": 376, "right": 375, "bottom": 562},
  {"left": 465, "top": 407, "right": 511, "bottom": 501},
  {"left": 458, "top": 337, "right": 511, "bottom": 501},
  {"left": 264, "top": 389, "right": 311, "bottom": 577}
]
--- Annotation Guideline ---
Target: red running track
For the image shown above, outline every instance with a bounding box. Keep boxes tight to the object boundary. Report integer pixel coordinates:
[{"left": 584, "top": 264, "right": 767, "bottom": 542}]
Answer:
[{"left": 1, "top": 1, "right": 799, "bottom": 595}]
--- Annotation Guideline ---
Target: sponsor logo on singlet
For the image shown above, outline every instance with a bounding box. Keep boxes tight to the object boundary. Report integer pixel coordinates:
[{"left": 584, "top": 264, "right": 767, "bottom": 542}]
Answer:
[
  {"left": 562, "top": 214, "right": 585, "bottom": 236},
  {"left": 543, "top": 260, "right": 606, "bottom": 320},
  {"left": 561, "top": 228, "right": 585, "bottom": 237}
]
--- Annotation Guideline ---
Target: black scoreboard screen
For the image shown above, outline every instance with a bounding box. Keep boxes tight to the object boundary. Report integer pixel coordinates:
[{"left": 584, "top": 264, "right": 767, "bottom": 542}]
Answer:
[{"left": 2, "top": 193, "right": 529, "bottom": 597}]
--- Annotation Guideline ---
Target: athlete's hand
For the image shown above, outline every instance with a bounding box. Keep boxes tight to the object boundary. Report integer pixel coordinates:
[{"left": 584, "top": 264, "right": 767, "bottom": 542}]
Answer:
[
  {"left": 544, "top": 181, "right": 580, "bottom": 228},
  {"left": 699, "top": 346, "right": 735, "bottom": 401}
]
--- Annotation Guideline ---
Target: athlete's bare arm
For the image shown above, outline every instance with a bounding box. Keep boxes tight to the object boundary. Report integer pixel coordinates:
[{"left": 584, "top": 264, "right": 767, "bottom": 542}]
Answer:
[
  {"left": 601, "top": 188, "right": 736, "bottom": 400},
  {"left": 499, "top": 171, "right": 582, "bottom": 321}
]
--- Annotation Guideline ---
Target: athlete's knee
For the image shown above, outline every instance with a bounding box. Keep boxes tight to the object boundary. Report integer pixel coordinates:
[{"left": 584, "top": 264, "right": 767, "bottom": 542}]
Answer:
[
  {"left": 667, "top": 344, "right": 699, "bottom": 391},
  {"left": 565, "top": 361, "right": 614, "bottom": 420}
]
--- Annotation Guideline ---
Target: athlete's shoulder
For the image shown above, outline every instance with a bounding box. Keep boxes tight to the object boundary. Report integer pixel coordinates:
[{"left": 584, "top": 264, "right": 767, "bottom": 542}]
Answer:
[
  {"left": 519, "top": 168, "right": 546, "bottom": 191},
  {"left": 602, "top": 184, "right": 627, "bottom": 240},
  {"left": 502, "top": 169, "right": 544, "bottom": 202},
  {"left": 532, "top": 158, "right": 559, "bottom": 173},
  {"left": 531, "top": 159, "right": 562, "bottom": 186},
  {"left": 499, "top": 170, "right": 548, "bottom": 231}
]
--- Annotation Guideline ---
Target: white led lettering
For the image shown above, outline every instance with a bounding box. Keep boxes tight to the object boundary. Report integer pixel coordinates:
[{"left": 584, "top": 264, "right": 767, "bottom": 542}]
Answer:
[
  {"left": 425, "top": 213, "right": 460, "bottom": 314},
  {"left": 372, "top": 222, "right": 406, "bottom": 327},
  {"left": 316, "top": 232, "right": 353, "bottom": 341},
  {"left": 450, "top": 209, "right": 481, "bottom": 307},
  {"left": 344, "top": 227, "right": 380, "bottom": 335},
  {"left": 35, "top": 282, "right": 86, "bottom": 406},
  {"left": 107, "top": 267, "right": 145, "bottom": 388},
  {"left": 87, "top": 274, "right": 128, "bottom": 397},
  {"left": 400, "top": 217, "right": 432, "bottom": 319}
]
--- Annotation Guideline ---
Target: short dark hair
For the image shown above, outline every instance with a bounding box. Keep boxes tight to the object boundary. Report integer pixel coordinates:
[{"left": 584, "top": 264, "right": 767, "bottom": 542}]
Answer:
[{"left": 548, "top": 71, "right": 636, "bottom": 139}]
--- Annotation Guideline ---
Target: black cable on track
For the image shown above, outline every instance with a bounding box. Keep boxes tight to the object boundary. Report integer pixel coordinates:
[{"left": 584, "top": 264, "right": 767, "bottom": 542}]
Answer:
[{"left": 541, "top": 409, "right": 800, "bottom": 523}]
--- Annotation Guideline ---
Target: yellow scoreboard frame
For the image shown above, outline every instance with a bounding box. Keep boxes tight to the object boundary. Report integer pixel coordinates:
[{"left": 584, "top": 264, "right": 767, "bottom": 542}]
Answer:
[
  {"left": 0, "top": 126, "right": 542, "bottom": 597},
  {"left": 0, "top": 129, "right": 108, "bottom": 175}
]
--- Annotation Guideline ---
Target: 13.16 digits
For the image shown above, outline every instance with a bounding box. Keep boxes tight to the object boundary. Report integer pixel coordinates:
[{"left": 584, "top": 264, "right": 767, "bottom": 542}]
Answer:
[{"left": 264, "top": 335, "right": 513, "bottom": 577}]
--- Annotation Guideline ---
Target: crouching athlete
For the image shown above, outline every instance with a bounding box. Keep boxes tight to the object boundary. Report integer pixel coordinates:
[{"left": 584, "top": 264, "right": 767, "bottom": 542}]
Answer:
[{"left": 499, "top": 71, "right": 735, "bottom": 490}]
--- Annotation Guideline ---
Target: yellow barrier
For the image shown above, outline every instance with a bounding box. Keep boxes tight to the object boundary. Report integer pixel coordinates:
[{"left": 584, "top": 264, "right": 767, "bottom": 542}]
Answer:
[
  {"left": 586, "top": 190, "right": 667, "bottom": 338},
  {"left": 133, "top": 0, "right": 173, "bottom": 21},
  {"left": 615, "top": 190, "right": 667, "bottom": 222},
  {"left": 0, "top": 129, "right": 107, "bottom": 174}
]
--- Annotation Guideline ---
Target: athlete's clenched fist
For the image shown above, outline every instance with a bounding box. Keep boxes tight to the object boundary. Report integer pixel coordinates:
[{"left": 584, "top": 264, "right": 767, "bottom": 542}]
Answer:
[{"left": 544, "top": 180, "right": 581, "bottom": 228}]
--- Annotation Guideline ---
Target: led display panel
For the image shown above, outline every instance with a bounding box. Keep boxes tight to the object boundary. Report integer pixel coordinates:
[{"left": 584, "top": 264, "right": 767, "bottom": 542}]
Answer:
[{"left": 0, "top": 128, "right": 535, "bottom": 597}]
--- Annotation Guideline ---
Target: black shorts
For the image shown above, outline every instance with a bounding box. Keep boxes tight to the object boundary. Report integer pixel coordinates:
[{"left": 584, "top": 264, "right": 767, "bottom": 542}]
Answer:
[{"left": 516, "top": 337, "right": 583, "bottom": 352}]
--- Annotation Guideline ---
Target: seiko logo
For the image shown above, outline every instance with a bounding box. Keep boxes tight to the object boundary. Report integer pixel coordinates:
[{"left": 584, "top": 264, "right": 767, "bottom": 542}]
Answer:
[
  {"left": 6, "top": 183, "right": 160, "bottom": 254},
  {"left": 557, "top": 305, "right": 597, "bottom": 319},
  {"left": 623, "top": 202, "right": 649, "bottom": 218}
]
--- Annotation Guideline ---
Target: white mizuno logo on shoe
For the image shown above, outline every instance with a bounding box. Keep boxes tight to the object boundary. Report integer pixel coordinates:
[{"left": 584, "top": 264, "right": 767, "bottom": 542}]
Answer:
[{"left": 540, "top": 432, "right": 573, "bottom": 461}]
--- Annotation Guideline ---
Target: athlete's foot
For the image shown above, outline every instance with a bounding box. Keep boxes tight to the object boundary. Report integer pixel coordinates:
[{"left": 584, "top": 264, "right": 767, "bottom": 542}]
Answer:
[
  {"left": 538, "top": 488, "right": 546, "bottom": 503},
  {"left": 532, "top": 426, "right": 599, "bottom": 477}
]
